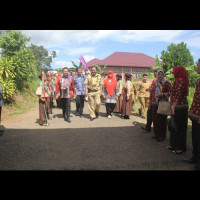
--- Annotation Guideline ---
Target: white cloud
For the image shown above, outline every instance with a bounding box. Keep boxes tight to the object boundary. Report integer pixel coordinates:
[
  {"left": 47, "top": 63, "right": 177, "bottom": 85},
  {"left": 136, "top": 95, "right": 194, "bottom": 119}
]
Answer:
[
  {"left": 62, "top": 46, "right": 96, "bottom": 56},
  {"left": 21, "top": 30, "right": 187, "bottom": 47},
  {"left": 54, "top": 60, "right": 73, "bottom": 68},
  {"left": 82, "top": 55, "right": 96, "bottom": 62}
]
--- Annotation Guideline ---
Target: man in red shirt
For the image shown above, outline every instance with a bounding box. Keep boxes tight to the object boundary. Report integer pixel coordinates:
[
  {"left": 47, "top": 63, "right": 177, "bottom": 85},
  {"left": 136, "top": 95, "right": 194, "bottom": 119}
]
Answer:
[{"left": 55, "top": 67, "right": 76, "bottom": 123}]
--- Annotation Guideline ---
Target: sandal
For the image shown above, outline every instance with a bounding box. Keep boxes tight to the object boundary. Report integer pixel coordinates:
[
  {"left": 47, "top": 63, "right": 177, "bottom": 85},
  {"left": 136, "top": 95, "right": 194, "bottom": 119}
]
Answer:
[{"left": 172, "top": 150, "right": 185, "bottom": 155}]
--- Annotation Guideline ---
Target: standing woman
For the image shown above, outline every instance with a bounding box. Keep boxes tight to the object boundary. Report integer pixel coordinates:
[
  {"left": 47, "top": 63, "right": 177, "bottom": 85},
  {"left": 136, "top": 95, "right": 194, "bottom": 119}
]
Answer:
[
  {"left": 121, "top": 73, "right": 133, "bottom": 119},
  {"left": 102, "top": 70, "right": 118, "bottom": 119},
  {"left": 168, "top": 66, "right": 189, "bottom": 154},
  {"left": 0, "top": 83, "right": 5, "bottom": 133},
  {"left": 184, "top": 60, "right": 200, "bottom": 169},
  {"left": 113, "top": 73, "right": 123, "bottom": 113},
  {"left": 151, "top": 70, "right": 171, "bottom": 141}
]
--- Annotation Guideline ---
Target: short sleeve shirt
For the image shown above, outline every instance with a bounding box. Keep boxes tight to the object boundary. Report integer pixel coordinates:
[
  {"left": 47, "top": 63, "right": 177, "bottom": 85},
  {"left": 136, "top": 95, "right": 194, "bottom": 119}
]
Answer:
[
  {"left": 84, "top": 74, "right": 102, "bottom": 91},
  {"left": 137, "top": 81, "right": 151, "bottom": 98}
]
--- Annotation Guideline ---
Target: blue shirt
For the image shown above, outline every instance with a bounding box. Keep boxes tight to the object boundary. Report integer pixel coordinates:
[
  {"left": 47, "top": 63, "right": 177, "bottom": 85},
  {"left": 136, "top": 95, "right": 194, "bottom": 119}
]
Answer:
[{"left": 73, "top": 74, "right": 86, "bottom": 95}]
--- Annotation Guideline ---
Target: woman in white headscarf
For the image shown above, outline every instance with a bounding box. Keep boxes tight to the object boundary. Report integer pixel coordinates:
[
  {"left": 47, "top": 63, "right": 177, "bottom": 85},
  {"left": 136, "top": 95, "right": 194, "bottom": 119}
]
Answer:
[{"left": 150, "top": 70, "right": 171, "bottom": 141}]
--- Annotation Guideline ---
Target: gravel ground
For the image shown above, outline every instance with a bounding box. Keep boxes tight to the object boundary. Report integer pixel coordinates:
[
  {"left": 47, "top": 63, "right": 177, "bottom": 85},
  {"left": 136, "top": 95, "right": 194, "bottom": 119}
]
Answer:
[{"left": 0, "top": 101, "right": 196, "bottom": 170}]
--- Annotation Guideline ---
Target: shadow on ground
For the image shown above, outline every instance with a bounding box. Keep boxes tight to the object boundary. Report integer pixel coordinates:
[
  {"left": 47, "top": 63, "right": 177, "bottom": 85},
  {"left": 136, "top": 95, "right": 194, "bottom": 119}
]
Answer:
[{"left": 0, "top": 125, "right": 194, "bottom": 171}]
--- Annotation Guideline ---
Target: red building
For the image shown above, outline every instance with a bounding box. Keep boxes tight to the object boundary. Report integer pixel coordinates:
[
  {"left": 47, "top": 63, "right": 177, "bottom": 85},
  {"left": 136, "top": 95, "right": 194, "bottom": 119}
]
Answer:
[{"left": 85, "top": 51, "right": 157, "bottom": 78}]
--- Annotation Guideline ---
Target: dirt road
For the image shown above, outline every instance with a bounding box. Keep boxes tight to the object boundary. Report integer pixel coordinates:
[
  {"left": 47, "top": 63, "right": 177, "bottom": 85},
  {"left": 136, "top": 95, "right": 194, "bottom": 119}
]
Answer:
[{"left": 0, "top": 101, "right": 195, "bottom": 170}]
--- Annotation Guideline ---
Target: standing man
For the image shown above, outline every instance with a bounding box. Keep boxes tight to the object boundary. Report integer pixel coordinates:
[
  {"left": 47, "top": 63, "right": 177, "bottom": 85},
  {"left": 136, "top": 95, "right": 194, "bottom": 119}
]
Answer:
[
  {"left": 141, "top": 69, "right": 160, "bottom": 132},
  {"left": 73, "top": 68, "right": 86, "bottom": 118},
  {"left": 55, "top": 67, "right": 76, "bottom": 123},
  {"left": 85, "top": 66, "right": 102, "bottom": 121},
  {"left": 135, "top": 74, "right": 151, "bottom": 119},
  {"left": 0, "top": 83, "right": 5, "bottom": 133}
]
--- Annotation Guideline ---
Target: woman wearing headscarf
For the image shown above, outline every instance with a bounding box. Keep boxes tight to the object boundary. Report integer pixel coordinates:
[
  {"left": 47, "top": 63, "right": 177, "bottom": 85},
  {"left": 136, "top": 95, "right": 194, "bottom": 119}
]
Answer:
[
  {"left": 113, "top": 73, "right": 123, "bottom": 113},
  {"left": 168, "top": 66, "right": 189, "bottom": 154},
  {"left": 151, "top": 70, "right": 171, "bottom": 141},
  {"left": 184, "top": 60, "right": 200, "bottom": 169},
  {"left": 121, "top": 73, "right": 133, "bottom": 119},
  {"left": 102, "top": 71, "right": 118, "bottom": 119}
]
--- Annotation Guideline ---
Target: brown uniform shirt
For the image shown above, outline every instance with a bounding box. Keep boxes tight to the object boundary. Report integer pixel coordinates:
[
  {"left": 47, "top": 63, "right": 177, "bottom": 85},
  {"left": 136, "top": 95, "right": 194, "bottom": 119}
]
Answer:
[
  {"left": 84, "top": 74, "right": 102, "bottom": 91},
  {"left": 137, "top": 81, "right": 151, "bottom": 98}
]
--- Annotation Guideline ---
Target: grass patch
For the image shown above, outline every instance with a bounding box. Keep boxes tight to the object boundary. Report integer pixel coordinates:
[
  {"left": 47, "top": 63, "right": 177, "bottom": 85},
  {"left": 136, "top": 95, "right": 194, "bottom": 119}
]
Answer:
[{"left": 2, "top": 79, "right": 39, "bottom": 118}]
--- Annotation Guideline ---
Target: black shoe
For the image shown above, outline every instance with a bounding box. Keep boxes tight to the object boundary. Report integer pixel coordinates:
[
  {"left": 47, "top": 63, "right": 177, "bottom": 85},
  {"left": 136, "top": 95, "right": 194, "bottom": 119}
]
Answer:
[
  {"left": 157, "top": 137, "right": 165, "bottom": 142},
  {"left": 90, "top": 117, "right": 95, "bottom": 121},
  {"left": 66, "top": 118, "right": 71, "bottom": 123},
  {"left": 141, "top": 116, "right": 145, "bottom": 119},
  {"left": 95, "top": 112, "right": 99, "bottom": 118},
  {"left": 141, "top": 127, "right": 147, "bottom": 131},
  {"left": 79, "top": 114, "right": 83, "bottom": 118},
  {"left": 76, "top": 112, "right": 79, "bottom": 116},
  {"left": 183, "top": 157, "right": 199, "bottom": 164}
]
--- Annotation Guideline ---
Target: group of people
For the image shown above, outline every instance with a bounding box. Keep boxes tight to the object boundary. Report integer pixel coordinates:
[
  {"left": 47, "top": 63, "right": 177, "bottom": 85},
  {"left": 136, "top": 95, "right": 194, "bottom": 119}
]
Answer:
[
  {"left": 0, "top": 61, "right": 200, "bottom": 170},
  {"left": 36, "top": 66, "right": 138, "bottom": 125},
  {"left": 140, "top": 61, "right": 200, "bottom": 170}
]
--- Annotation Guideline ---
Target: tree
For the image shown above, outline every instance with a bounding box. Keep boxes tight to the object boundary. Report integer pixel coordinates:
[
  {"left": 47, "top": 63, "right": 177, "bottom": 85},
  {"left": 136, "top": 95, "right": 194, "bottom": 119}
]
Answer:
[
  {"left": 160, "top": 42, "right": 194, "bottom": 72},
  {"left": 71, "top": 60, "right": 82, "bottom": 71},
  {"left": 30, "top": 44, "right": 56, "bottom": 71},
  {"left": 93, "top": 64, "right": 108, "bottom": 75},
  {"left": 0, "top": 30, "right": 30, "bottom": 57}
]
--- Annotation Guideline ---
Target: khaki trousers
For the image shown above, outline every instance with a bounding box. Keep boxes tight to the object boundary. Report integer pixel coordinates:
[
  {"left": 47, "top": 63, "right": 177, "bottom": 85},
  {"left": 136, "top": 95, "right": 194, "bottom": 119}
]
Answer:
[
  {"left": 88, "top": 91, "right": 101, "bottom": 118},
  {"left": 138, "top": 97, "right": 150, "bottom": 117}
]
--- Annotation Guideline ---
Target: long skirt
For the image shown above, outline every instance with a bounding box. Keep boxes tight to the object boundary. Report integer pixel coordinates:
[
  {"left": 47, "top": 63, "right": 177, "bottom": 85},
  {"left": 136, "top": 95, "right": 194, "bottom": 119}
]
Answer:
[
  {"left": 121, "top": 92, "right": 132, "bottom": 116},
  {"left": 114, "top": 95, "right": 122, "bottom": 113},
  {"left": 39, "top": 99, "right": 47, "bottom": 125},
  {"left": 170, "top": 107, "right": 188, "bottom": 151},
  {"left": 152, "top": 104, "right": 167, "bottom": 140}
]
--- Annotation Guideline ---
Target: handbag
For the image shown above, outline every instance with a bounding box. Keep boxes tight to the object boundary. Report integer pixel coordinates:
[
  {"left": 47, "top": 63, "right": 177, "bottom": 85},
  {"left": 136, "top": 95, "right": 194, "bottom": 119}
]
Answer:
[
  {"left": 168, "top": 115, "right": 178, "bottom": 132},
  {"left": 157, "top": 101, "right": 171, "bottom": 115}
]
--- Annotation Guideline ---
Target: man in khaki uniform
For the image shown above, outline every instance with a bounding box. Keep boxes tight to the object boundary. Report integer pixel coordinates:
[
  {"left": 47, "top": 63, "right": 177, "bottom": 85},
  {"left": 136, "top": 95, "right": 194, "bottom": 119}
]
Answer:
[
  {"left": 135, "top": 74, "right": 151, "bottom": 119},
  {"left": 85, "top": 66, "right": 102, "bottom": 121}
]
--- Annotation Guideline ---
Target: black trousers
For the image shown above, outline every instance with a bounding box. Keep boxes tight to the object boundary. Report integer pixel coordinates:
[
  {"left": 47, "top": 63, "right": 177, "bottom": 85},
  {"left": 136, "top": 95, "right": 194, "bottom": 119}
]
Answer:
[
  {"left": 106, "top": 103, "right": 116, "bottom": 116},
  {"left": 76, "top": 95, "right": 85, "bottom": 115},
  {"left": 146, "top": 105, "right": 152, "bottom": 131},
  {"left": 56, "top": 98, "right": 62, "bottom": 108},
  {"left": 0, "top": 107, "right": 2, "bottom": 124},
  {"left": 192, "top": 120, "right": 200, "bottom": 162},
  {"left": 61, "top": 98, "right": 71, "bottom": 120},
  {"left": 170, "top": 107, "right": 188, "bottom": 151}
]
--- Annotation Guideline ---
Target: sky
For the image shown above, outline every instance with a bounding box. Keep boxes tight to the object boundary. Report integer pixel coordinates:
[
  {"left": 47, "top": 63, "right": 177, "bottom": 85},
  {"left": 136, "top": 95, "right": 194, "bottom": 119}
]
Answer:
[{"left": 21, "top": 30, "right": 200, "bottom": 69}]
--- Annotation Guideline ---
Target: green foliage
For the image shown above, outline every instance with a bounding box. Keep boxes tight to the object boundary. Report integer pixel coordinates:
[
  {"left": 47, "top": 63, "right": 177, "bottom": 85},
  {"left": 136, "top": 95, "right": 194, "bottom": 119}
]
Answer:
[
  {"left": 160, "top": 41, "right": 194, "bottom": 72},
  {"left": 0, "top": 30, "right": 30, "bottom": 57},
  {"left": 30, "top": 44, "right": 56, "bottom": 71},
  {"left": 0, "top": 57, "right": 16, "bottom": 102},
  {"left": 93, "top": 64, "right": 107, "bottom": 74},
  {"left": 0, "top": 30, "right": 56, "bottom": 105}
]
